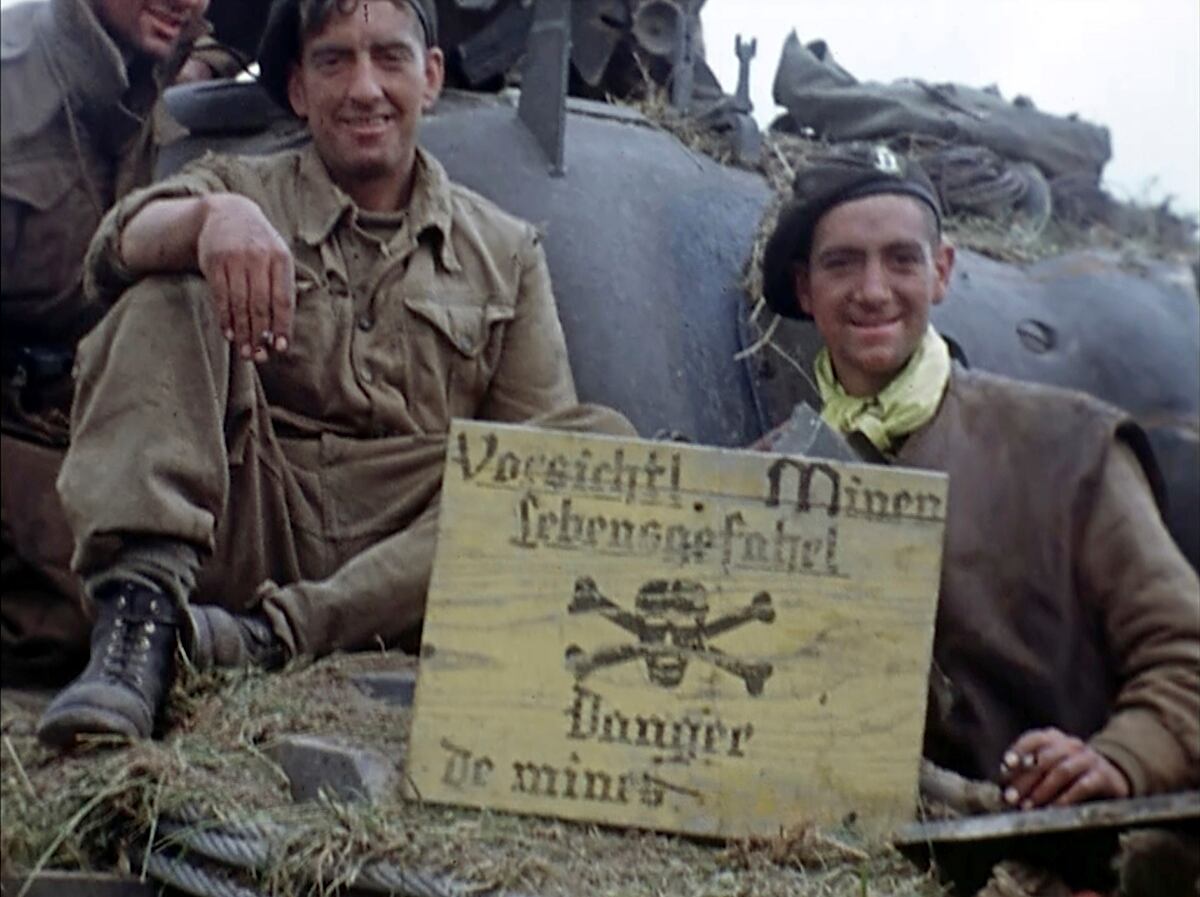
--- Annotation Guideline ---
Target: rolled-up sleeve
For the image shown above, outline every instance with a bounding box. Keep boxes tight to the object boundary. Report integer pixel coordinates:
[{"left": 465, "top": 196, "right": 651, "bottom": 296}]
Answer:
[{"left": 83, "top": 155, "right": 231, "bottom": 306}]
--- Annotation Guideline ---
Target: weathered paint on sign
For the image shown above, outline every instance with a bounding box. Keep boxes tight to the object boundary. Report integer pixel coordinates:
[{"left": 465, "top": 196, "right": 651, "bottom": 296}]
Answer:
[{"left": 404, "top": 421, "right": 947, "bottom": 837}]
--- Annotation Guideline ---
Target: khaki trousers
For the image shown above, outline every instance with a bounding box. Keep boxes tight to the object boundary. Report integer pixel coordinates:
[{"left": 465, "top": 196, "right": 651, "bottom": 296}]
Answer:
[{"left": 58, "top": 275, "right": 634, "bottom": 658}]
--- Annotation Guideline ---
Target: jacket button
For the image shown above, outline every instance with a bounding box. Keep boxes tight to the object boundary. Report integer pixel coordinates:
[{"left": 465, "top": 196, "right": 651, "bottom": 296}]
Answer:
[{"left": 357, "top": 314, "right": 374, "bottom": 332}]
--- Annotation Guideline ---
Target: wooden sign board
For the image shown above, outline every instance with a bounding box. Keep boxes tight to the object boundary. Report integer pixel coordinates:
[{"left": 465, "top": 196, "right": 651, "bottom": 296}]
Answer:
[{"left": 404, "top": 421, "right": 948, "bottom": 837}]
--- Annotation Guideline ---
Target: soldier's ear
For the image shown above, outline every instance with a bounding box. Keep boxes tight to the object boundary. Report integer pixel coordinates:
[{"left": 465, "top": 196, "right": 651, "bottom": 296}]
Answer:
[
  {"left": 792, "top": 262, "right": 814, "bottom": 317},
  {"left": 287, "top": 63, "right": 308, "bottom": 119},
  {"left": 421, "top": 46, "right": 445, "bottom": 112},
  {"left": 930, "top": 240, "right": 955, "bottom": 306}
]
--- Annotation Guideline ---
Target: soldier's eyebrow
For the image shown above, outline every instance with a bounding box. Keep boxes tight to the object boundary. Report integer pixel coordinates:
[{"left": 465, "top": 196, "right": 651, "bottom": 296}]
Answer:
[
  {"left": 813, "top": 245, "right": 865, "bottom": 264},
  {"left": 884, "top": 239, "right": 929, "bottom": 257},
  {"left": 814, "top": 239, "right": 927, "bottom": 263},
  {"left": 370, "top": 39, "right": 413, "bottom": 52},
  {"left": 306, "top": 37, "right": 353, "bottom": 58},
  {"left": 306, "top": 37, "right": 415, "bottom": 59}
]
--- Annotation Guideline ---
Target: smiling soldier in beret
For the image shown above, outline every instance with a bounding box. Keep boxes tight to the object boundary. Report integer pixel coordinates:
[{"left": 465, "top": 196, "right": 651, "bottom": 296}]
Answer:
[{"left": 759, "top": 143, "right": 1199, "bottom": 808}]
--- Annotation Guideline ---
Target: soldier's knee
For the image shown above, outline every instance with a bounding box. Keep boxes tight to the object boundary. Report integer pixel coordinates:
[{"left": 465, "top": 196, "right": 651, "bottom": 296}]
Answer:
[{"left": 78, "top": 274, "right": 220, "bottom": 366}]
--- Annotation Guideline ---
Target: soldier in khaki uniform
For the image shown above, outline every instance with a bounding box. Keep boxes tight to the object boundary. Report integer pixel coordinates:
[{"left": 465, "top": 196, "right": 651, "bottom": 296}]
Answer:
[
  {"left": 37, "top": 0, "right": 635, "bottom": 746},
  {"left": 1, "top": 0, "right": 214, "bottom": 684},
  {"left": 757, "top": 145, "right": 1199, "bottom": 805}
]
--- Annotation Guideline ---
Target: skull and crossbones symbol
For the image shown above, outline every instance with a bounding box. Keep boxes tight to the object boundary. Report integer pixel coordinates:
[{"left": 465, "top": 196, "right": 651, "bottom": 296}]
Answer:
[{"left": 564, "top": 577, "right": 775, "bottom": 695}]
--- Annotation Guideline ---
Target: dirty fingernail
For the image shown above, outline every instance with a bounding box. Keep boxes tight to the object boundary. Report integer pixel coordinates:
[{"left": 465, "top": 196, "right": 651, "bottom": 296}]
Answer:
[
  {"left": 1002, "top": 751, "right": 1019, "bottom": 770},
  {"left": 1004, "top": 787, "right": 1019, "bottom": 805},
  {"left": 224, "top": 328, "right": 234, "bottom": 341},
  {"left": 240, "top": 344, "right": 252, "bottom": 359},
  {"left": 275, "top": 336, "right": 288, "bottom": 352},
  {"left": 1021, "top": 753, "right": 1036, "bottom": 769},
  {"left": 254, "top": 348, "right": 267, "bottom": 363}
]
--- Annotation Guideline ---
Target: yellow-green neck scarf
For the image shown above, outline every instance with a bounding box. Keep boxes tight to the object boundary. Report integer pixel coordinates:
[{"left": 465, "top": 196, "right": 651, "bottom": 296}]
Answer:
[{"left": 816, "top": 325, "right": 951, "bottom": 453}]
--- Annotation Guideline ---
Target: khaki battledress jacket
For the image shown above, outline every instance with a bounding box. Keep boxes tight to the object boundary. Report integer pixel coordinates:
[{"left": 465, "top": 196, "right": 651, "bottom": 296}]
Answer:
[
  {"left": 894, "top": 368, "right": 1200, "bottom": 797},
  {"left": 60, "top": 145, "right": 633, "bottom": 657},
  {"left": 0, "top": 0, "right": 194, "bottom": 682},
  {"left": 0, "top": 0, "right": 182, "bottom": 369}
]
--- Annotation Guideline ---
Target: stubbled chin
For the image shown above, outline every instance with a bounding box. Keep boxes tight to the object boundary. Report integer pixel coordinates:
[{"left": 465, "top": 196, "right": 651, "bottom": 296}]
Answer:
[{"left": 336, "top": 156, "right": 397, "bottom": 182}]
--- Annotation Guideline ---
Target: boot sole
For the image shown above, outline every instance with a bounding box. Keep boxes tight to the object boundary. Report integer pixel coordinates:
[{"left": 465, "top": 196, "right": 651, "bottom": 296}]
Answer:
[{"left": 36, "top": 704, "right": 143, "bottom": 748}]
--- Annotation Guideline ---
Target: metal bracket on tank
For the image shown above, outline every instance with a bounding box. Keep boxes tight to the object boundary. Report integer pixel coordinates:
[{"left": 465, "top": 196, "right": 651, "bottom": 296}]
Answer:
[
  {"left": 669, "top": 1, "right": 697, "bottom": 111},
  {"left": 517, "top": 0, "right": 571, "bottom": 176}
]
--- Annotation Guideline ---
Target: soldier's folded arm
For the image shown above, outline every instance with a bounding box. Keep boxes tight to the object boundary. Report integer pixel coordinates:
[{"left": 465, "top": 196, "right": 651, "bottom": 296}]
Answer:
[{"left": 86, "top": 163, "right": 294, "bottom": 361}]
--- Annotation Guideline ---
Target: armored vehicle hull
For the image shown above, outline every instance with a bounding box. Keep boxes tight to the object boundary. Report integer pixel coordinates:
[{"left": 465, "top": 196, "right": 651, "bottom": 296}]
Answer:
[{"left": 162, "top": 83, "right": 1200, "bottom": 570}]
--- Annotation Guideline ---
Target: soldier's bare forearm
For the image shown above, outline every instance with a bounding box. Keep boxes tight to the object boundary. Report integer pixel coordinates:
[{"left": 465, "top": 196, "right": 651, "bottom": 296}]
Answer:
[{"left": 118, "top": 195, "right": 213, "bottom": 274}]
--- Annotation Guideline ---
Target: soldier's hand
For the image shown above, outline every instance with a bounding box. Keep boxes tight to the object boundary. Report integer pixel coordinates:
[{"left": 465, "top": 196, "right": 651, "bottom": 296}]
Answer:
[
  {"left": 196, "top": 194, "right": 294, "bottom": 362},
  {"left": 175, "top": 58, "right": 217, "bottom": 84},
  {"left": 999, "top": 727, "right": 1130, "bottom": 809}
]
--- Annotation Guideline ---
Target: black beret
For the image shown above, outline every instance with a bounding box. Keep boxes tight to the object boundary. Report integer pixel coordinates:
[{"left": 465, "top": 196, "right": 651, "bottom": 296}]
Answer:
[
  {"left": 761, "top": 143, "right": 943, "bottom": 319},
  {"left": 258, "top": 0, "right": 439, "bottom": 114}
]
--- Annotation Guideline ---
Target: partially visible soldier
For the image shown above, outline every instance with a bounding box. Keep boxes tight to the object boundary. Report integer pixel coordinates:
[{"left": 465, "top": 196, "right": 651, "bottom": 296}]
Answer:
[{"left": 1, "top": 0, "right": 214, "bottom": 684}]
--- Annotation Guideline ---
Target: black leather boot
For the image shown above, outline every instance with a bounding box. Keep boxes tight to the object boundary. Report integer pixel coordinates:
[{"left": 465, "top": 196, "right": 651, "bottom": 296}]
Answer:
[
  {"left": 188, "top": 605, "right": 288, "bottom": 671},
  {"left": 37, "top": 580, "right": 182, "bottom": 748}
]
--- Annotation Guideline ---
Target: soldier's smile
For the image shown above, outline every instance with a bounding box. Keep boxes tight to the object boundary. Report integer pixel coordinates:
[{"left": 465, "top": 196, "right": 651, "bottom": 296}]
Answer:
[
  {"left": 95, "top": 0, "right": 209, "bottom": 61},
  {"left": 143, "top": 6, "right": 188, "bottom": 41},
  {"left": 141, "top": 16, "right": 182, "bottom": 50},
  {"left": 340, "top": 112, "right": 396, "bottom": 140},
  {"left": 847, "top": 312, "right": 903, "bottom": 337}
]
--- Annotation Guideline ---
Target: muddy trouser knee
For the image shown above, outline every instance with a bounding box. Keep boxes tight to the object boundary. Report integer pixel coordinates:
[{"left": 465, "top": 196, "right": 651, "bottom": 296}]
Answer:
[{"left": 58, "top": 274, "right": 304, "bottom": 628}]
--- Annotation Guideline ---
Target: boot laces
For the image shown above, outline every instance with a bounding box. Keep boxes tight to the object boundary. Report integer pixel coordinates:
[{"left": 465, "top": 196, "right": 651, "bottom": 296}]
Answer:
[{"left": 100, "top": 593, "right": 164, "bottom": 691}]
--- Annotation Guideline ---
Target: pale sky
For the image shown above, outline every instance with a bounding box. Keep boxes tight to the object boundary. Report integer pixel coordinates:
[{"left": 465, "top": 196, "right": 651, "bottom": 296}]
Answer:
[{"left": 701, "top": 0, "right": 1200, "bottom": 217}]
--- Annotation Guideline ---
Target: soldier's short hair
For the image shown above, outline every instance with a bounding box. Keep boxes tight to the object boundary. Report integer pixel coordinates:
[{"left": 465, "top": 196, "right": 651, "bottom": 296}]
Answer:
[{"left": 298, "top": 0, "right": 436, "bottom": 49}]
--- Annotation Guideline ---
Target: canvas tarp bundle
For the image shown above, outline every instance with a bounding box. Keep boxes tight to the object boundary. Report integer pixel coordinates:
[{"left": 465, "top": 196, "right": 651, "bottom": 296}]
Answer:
[{"left": 771, "top": 33, "right": 1111, "bottom": 182}]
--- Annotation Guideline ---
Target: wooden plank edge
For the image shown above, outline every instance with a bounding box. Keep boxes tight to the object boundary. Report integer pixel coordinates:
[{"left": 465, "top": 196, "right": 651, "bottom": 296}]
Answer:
[{"left": 893, "top": 790, "right": 1200, "bottom": 847}]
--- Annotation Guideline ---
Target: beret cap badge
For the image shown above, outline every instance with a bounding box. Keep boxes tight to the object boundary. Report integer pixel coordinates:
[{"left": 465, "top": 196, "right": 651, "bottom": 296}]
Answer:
[{"left": 872, "top": 145, "right": 902, "bottom": 174}]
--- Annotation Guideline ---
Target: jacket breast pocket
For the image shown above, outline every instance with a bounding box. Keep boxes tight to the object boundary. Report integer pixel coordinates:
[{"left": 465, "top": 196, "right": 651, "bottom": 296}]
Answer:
[
  {"left": 1, "top": 159, "right": 100, "bottom": 302},
  {"left": 402, "top": 295, "right": 515, "bottom": 424}
]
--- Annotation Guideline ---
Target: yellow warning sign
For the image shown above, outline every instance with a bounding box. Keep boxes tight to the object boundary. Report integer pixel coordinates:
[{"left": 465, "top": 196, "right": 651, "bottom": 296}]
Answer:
[{"left": 405, "top": 420, "right": 947, "bottom": 837}]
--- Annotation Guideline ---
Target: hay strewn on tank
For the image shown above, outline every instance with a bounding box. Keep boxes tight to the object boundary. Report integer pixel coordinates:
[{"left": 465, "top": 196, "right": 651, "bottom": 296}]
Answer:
[
  {"left": 634, "top": 94, "right": 1198, "bottom": 411},
  {"left": 1, "top": 651, "right": 949, "bottom": 897},
  {"left": 640, "top": 106, "right": 1198, "bottom": 272}
]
